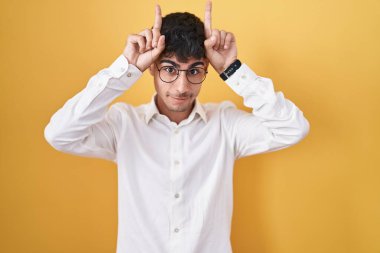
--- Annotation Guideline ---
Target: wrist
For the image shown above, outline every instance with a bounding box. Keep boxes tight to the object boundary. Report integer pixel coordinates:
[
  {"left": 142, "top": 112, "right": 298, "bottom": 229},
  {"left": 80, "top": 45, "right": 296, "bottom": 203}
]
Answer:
[
  {"left": 219, "top": 59, "right": 241, "bottom": 81},
  {"left": 216, "top": 58, "right": 237, "bottom": 74}
]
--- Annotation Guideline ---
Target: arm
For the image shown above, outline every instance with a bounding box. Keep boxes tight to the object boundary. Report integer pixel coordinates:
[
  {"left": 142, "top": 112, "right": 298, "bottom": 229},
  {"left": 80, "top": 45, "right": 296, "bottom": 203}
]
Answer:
[
  {"left": 223, "top": 64, "right": 310, "bottom": 159},
  {"left": 44, "top": 4, "right": 165, "bottom": 162},
  {"left": 203, "top": 0, "right": 309, "bottom": 159},
  {"left": 44, "top": 55, "right": 142, "bottom": 162}
]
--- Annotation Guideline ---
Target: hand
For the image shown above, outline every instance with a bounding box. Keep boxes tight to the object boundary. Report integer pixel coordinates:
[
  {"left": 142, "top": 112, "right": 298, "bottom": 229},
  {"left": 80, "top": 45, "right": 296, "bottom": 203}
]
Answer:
[
  {"left": 122, "top": 4, "right": 165, "bottom": 72},
  {"left": 203, "top": 0, "right": 238, "bottom": 74}
]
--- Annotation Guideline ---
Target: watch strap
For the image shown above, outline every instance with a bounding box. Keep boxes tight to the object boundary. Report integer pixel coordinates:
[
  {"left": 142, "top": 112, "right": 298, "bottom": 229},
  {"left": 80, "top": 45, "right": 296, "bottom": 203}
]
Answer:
[{"left": 219, "top": 59, "right": 242, "bottom": 81}]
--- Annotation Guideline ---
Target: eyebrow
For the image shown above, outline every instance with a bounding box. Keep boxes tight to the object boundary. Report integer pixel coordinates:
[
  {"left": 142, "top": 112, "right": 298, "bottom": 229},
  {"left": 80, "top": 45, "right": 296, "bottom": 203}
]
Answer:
[{"left": 159, "top": 59, "right": 205, "bottom": 68}]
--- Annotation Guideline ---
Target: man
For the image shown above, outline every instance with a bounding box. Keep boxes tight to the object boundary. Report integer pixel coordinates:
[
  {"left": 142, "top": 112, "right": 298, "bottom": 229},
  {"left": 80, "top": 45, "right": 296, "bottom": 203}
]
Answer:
[{"left": 44, "top": 1, "right": 310, "bottom": 252}]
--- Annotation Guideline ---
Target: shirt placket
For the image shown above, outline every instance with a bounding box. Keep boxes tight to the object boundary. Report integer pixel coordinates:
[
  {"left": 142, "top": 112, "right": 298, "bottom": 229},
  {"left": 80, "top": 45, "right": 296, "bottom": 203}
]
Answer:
[{"left": 169, "top": 125, "right": 186, "bottom": 252}]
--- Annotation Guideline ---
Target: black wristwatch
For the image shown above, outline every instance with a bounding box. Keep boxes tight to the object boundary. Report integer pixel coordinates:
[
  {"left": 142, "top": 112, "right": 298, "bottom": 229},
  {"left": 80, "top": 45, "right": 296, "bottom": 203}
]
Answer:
[{"left": 219, "top": 59, "right": 242, "bottom": 81}]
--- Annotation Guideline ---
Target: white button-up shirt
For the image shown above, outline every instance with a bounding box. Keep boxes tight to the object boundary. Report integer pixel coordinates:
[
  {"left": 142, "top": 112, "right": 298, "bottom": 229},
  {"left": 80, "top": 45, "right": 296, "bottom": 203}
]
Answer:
[{"left": 44, "top": 54, "right": 310, "bottom": 253}]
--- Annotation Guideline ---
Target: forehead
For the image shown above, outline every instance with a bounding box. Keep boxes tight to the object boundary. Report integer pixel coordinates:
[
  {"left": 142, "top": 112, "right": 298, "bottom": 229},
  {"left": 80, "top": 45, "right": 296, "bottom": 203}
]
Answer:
[{"left": 158, "top": 55, "right": 208, "bottom": 67}]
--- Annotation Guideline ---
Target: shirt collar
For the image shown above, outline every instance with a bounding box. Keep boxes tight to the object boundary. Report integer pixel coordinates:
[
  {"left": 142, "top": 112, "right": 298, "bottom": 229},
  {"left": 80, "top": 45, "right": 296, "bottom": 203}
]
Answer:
[{"left": 144, "top": 93, "right": 207, "bottom": 124}]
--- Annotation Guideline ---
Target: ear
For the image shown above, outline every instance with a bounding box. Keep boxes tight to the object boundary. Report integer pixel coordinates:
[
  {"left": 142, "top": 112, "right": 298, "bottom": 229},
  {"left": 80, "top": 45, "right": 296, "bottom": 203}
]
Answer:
[
  {"left": 203, "top": 58, "right": 210, "bottom": 71},
  {"left": 148, "top": 64, "right": 155, "bottom": 76}
]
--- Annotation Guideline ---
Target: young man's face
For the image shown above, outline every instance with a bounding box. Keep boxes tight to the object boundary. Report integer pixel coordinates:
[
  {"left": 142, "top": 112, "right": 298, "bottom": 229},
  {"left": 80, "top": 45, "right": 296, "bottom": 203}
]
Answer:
[{"left": 149, "top": 55, "right": 209, "bottom": 117}]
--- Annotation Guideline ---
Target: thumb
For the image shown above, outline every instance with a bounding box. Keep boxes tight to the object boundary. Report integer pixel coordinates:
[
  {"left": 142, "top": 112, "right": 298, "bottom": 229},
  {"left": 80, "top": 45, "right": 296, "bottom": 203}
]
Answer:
[{"left": 204, "top": 35, "right": 217, "bottom": 50}]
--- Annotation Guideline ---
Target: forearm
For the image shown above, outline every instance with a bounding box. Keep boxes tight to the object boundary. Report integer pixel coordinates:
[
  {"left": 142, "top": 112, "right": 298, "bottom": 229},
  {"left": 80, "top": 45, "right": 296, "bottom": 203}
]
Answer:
[
  {"left": 226, "top": 63, "right": 310, "bottom": 148},
  {"left": 44, "top": 54, "right": 142, "bottom": 151}
]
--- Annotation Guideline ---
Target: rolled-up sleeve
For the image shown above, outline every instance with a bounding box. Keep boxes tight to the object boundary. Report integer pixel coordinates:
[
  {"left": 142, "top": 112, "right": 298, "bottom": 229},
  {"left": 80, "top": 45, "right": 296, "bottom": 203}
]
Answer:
[
  {"left": 44, "top": 54, "right": 142, "bottom": 162},
  {"left": 222, "top": 63, "right": 310, "bottom": 159}
]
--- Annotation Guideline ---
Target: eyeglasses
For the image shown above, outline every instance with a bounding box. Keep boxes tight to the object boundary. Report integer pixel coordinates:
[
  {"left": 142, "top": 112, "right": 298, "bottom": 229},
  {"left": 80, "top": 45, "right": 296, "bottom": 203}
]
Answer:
[{"left": 155, "top": 64, "right": 208, "bottom": 84}]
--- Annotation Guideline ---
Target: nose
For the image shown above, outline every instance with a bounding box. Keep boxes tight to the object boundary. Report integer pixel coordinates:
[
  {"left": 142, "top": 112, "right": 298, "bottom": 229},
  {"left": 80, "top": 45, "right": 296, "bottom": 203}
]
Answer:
[{"left": 172, "top": 71, "right": 190, "bottom": 93}]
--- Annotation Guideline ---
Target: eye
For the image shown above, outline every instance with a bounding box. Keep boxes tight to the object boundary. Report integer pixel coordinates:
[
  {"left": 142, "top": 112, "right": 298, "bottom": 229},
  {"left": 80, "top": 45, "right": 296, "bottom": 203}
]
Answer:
[
  {"left": 162, "top": 66, "right": 177, "bottom": 74},
  {"left": 188, "top": 68, "right": 201, "bottom": 75}
]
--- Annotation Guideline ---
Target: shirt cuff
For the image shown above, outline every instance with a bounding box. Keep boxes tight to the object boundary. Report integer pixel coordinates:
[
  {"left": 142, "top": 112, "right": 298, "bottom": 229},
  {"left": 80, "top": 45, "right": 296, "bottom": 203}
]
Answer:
[
  {"left": 225, "top": 63, "right": 260, "bottom": 95},
  {"left": 103, "top": 54, "right": 143, "bottom": 91}
]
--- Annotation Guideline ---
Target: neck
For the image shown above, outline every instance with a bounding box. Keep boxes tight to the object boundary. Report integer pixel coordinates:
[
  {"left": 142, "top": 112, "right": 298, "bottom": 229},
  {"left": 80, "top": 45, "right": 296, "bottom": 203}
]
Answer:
[{"left": 155, "top": 96, "right": 195, "bottom": 124}]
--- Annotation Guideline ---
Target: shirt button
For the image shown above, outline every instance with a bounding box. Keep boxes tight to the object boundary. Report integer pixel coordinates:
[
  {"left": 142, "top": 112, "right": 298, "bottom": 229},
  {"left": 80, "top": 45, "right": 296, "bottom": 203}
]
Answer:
[
  {"left": 127, "top": 72, "right": 132, "bottom": 77},
  {"left": 174, "top": 129, "right": 179, "bottom": 134},
  {"left": 236, "top": 82, "right": 240, "bottom": 86},
  {"left": 174, "top": 160, "right": 180, "bottom": 166},
  {"left": 241, "top": 74, "right": 247, "bottom": 79},
  {"left": 174, "top": 193, "right": 180, "bottom": 198},
  {"left": 174, "top": 228, "right": 179, "bottom": 233}
]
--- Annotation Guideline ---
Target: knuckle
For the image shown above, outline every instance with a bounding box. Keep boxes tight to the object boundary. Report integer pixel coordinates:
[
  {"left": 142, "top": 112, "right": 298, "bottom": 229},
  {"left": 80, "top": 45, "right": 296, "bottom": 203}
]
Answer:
[{"left": 138, "top": 36, "right": 145, "bottom": 43}]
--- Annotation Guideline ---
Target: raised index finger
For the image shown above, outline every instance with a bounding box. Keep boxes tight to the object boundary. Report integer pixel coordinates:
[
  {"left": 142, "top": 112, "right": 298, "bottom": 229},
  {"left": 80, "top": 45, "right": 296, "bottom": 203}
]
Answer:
[
  {"left": 153, "top": 4, "right": 162, "bottom": 30},
  {"left": 204, "top": 0, "right": 212, "bottom": 38}
]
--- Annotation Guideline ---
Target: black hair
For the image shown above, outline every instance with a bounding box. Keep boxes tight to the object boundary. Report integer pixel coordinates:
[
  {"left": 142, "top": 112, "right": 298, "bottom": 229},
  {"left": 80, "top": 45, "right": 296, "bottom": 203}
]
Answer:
[{"left": 159, "top": 12, "right": 206, "bottom": 62}]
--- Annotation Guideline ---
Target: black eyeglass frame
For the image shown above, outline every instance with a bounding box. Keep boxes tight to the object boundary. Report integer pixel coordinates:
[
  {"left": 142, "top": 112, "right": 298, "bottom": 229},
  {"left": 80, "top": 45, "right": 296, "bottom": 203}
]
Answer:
[{"left": 155, "top": 63, "right": 208, "bottom": 84}]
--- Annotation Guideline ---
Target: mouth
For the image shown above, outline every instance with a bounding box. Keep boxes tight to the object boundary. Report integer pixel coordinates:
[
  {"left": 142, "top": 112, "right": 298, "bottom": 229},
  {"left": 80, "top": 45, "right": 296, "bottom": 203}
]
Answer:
[
  {"left": 172, "top": 96, "right": 187, "bottom": 100},
  {"left": 168, "top": 95, "right": 190, "bottom": 105}
]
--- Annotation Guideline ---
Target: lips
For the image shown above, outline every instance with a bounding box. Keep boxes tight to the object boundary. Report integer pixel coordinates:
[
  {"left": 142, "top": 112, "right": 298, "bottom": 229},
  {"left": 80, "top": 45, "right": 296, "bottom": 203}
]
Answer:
[
  {"left": 169, "top": 96, "right": 189, "bottom": 104},
  {"left": 172, "top": 97, "right": 187, "bottom": 100}
]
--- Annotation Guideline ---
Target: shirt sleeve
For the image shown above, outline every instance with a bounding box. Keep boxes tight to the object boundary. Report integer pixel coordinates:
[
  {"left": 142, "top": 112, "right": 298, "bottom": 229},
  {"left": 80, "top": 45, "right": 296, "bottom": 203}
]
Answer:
[
  {"left": 222, "top": 63, "right": 310, "bottom": 159},
  {"left": 44, "top": 54, "right": 142, "bottom": 163}
]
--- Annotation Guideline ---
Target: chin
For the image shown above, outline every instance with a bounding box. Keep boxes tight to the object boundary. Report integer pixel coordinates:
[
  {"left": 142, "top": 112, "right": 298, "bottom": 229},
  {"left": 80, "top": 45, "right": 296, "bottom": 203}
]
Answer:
[{"left": 168, "top": 104, "right": 191, "bottom": 112}]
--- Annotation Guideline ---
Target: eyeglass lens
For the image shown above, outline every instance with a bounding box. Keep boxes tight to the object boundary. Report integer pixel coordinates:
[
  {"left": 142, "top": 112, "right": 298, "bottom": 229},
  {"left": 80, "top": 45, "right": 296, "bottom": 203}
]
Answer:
[{"left": 159, "top": 66, "right": 207, "bottom": 84}]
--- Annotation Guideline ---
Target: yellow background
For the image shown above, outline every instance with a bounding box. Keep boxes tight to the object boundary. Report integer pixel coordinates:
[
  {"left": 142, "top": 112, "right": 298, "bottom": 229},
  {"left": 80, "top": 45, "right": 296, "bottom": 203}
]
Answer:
[{"left": 1, "top": 0, "right": 379, "bottom": 252}]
